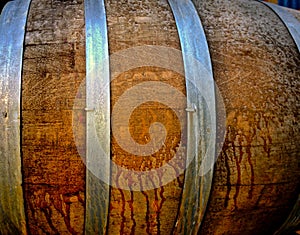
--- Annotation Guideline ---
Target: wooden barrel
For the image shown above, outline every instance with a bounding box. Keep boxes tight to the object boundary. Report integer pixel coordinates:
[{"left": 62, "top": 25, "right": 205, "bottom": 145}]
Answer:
[
  {"left": 0, "top": 0, "right": 299, "bottom": 234},
  {"left": 194, "top": 1, "right": 300, "bottom": 234}
]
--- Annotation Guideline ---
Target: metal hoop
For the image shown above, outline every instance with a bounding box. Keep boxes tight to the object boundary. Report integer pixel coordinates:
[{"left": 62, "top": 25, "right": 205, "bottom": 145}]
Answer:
[
  {"left": 168, "top": 0, "right": 217, "bottom": 234},
  {"left": 84, "top": 0, "right": 110, "bottom": 233},
  {"left": 0, "top": 0, "right": 31, "bottom": 233},
  {"left": 261, "top": 1, "right": 300, "bottom": 52}
]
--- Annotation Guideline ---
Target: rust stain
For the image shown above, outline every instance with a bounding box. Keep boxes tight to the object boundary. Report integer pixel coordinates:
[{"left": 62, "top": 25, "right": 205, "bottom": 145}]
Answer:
[
  {"left": 246, "top": 144, "right": 255, "bottom": 199},
  {"left": 108, "top": 66, "right": 186, "bottom": 234},
  {"left": 223, "top": 150, "right": 231, "bottom": 208},
  {"left": 40, "top": 206, "right": 59, "bottom": 234},
  {"left": 153, "top": 188, "right": 161, "bottom": 234},
  {"left": 223, "top": 126, "right": 235, "bottom": 209},
  {"left": 115, "top": 168, "right": 126, "bottom": 235},
  {"left": 129, "top": 191, "right": 136, "bottom": 235},
  {"left": 233, "top": 147, "right": 241, "bottom": 210},
  {"left": 142, "top": 190, "right": 151, "bottom": 235},
  {"left": 105, "top": 0, "right": 186, "bottom": 233},
  {"left": 139, "top": 175, "right": 151, "bottom": 235},
  {"left": 26, "top": 189, "right": 84, "bottom": 235},
  {"left": 222, "top": 110, "right": 279, "bottom": 207},
  {"left": 158, "top": 171, "right": 167, "bottom": 212},
  {"left": 192, "top": 0, "right": 300, "bottom": 234},
  {"left": 168, "top": 161, "right": 184, "bottom": 188},
  {"left": 127, "top": 173, "right": 136, "bottom": 235},
  {"left": 118, "top": 188, "right": 126, "bottom": 235},
  {"left": 22, "top": 0, "right": 86, "bottom": 233}
]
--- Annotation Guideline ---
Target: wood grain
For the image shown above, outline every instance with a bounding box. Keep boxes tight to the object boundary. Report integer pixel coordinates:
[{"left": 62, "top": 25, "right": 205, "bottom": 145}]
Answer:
[
  {"left": 105, "top": 0, "right": 185, "bottom": 234},
  {"left": 192, "top": 0, "right": 300, "bottom": 234},
  {"left": 22, "top": 0, "right": 86, "bottom": 234},
  {"left": 3, "top": 0, "right": 299, "bottom": 234}
]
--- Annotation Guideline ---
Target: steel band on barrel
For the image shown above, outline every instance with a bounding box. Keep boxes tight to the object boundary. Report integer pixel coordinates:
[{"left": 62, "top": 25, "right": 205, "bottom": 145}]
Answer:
[
  {"left": 261, "top": 1, "right": 300, "bottom": 51},
  {"left": 0, "top": 0, "right": 31, "bottom": 233},
  {"left": 84, "top": 0, "right": 110, "bottom": 233},
  {"left": 168, "top": 0, "right": 217, "bottom": 234}
]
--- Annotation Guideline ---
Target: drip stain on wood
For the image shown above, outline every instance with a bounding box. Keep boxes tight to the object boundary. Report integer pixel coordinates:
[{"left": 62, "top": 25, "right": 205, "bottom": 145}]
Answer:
[
  {"left": 22, "top": 0, "right": 86, "bottom": 233},
  {"left": 106, "top": 0, "right": 185, "bottom": 234},
  {"left": 194, "top": 0, "right": 300, "bottom": 234}
]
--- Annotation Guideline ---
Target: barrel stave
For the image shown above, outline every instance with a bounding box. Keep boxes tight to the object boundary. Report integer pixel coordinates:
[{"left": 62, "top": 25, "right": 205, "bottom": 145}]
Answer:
[
  {"left": 21, "top": 0, "right": 86, "bottom": 234},
  {"left": 105, "top": 0, "right": 186, "bottom": 234},
  {"left": 192, "top": 0, "right": 300, "bottom": 234}
]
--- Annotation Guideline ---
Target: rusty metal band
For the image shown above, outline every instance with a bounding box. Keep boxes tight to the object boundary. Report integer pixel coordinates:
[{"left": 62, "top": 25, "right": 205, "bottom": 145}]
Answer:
[
  {"left": 261, "top": 1, "right": 300, "bottom": 52},
  {"left": 0, "top": 0, "right": 31, "bottom": 233},
  {"left": 168, "top": 0, "right": 217, "bottom": 234},
  {"left": 84, "top": 0, "right": 110, "bottom": 233}
]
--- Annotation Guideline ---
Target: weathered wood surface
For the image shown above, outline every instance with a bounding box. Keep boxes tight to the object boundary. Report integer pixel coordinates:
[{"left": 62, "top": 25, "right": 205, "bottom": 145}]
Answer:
[
  {"left": 105, "top": 0, "right": 186, "bottom": 234},
  {"left": 262, "top": 2, "right": 300, "bottom": 50},
  {"left": 0, "top": 1, "right": 30, "bottom": 234},
  {"left": 2, "top": 0, "right": 299, "bottom": 234},
  {"left": 192, "top": 0, "right": 300, "bottom": 234},
  {"left": 22, "top": 0, "right": 86, "bottom": 234}
]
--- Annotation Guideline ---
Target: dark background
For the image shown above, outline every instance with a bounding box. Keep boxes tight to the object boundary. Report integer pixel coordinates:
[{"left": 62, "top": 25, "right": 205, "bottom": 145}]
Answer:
[
  {"left": 0, "top": 0, "right": 12, "bottom": 14},
  {"left": 0, "top": 0, "right": 299, "bottom": 15}
]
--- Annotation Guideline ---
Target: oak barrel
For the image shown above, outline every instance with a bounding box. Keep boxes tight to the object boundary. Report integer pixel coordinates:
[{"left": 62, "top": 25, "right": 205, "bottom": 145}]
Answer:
[{"left": 0, "top": 0, "right": 299, "bottom": 234}]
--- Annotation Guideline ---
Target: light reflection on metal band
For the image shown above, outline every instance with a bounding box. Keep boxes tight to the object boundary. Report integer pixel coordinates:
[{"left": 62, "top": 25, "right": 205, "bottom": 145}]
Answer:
[
  {"left": 84, "top": 0, "right": 110, "bottom": 233},
  {"left": 261, "top": 1, "right": 300, "bottom": 52},
  {"left": 0, "top": 0, "right": 31, "bottom": 233},
  {"left": 168, "top": 0, "right": 217, "bottom": 234}
]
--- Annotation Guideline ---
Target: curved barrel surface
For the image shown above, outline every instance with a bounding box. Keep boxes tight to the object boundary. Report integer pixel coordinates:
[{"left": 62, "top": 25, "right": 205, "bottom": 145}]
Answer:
[
  {"left": 192, "top": 0, "right": 300, "bottom": 234},
  {"left": 0, "top": 0, "right": 299, "bottom": 234}
]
